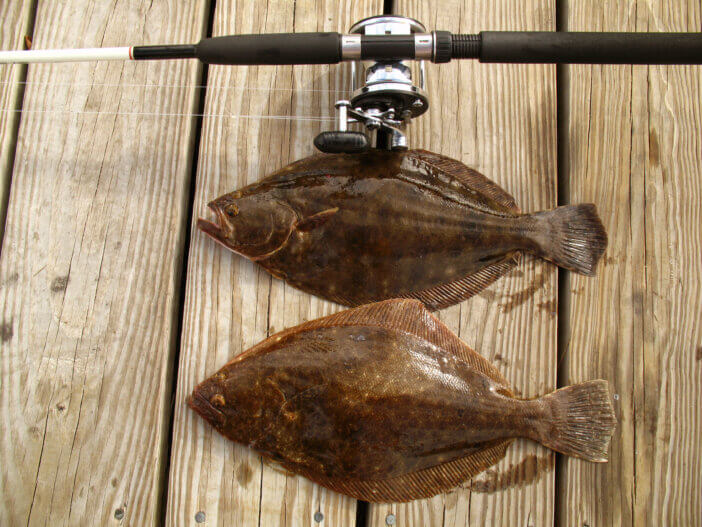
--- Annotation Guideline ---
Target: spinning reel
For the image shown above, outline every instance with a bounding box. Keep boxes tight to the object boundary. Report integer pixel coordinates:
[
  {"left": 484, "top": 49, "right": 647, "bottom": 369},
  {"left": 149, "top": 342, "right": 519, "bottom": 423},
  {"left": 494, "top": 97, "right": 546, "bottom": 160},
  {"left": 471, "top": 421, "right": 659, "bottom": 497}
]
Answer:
[{"left": 313, "top": 16, "right": 429, "bottom": 154}]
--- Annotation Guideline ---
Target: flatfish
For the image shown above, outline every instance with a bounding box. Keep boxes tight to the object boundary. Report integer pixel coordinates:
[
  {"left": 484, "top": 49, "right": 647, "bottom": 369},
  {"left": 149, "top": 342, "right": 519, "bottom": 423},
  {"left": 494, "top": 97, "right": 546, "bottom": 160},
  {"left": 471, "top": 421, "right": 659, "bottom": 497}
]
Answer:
[
  {"left": 198, "top": 150, "right": 607, "bottom": 310},
  {"left": 189, "top": 299, "right": 616, "bottom": 502}
]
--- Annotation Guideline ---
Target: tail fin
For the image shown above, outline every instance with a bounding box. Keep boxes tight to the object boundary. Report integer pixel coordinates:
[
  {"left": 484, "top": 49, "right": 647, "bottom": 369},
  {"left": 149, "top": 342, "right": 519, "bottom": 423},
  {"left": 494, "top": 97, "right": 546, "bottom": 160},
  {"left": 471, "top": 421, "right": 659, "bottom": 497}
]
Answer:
[
  {"left": 530, "top": 204, "right": 607, "bottom": 275},
  {"left": 536, "top": 380, "right": 617, "bottom": 462}
]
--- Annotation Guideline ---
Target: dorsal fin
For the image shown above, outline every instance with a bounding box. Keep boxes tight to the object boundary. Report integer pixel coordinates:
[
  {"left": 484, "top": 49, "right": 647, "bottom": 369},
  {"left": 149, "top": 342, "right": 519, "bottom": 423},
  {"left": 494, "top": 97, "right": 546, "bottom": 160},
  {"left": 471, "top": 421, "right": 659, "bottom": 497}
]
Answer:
[
  {"left": 410, "top": 149, "right": 521, "bottom": 214},
  {"left": 235, "top": 299, "right": 510, "bottom": 390}
]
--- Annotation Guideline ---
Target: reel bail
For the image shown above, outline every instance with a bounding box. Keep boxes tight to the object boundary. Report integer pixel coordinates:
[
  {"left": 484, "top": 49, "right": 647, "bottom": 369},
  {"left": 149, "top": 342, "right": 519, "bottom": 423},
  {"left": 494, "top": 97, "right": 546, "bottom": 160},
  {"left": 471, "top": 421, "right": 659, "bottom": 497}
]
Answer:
[{"left": 314, "top": 15, "right": 429, "bottom": 154}]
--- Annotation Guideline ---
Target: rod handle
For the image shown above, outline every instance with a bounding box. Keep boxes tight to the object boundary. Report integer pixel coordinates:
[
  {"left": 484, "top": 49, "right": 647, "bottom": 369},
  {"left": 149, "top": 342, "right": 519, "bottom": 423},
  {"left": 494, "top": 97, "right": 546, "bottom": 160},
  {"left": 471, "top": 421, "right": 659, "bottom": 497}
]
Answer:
[
  {"left": 196, "top": 33, "right": 342, "bottom": 65},
  {"left": 476, "top": 31, "right": 702, "bottom": 64}
]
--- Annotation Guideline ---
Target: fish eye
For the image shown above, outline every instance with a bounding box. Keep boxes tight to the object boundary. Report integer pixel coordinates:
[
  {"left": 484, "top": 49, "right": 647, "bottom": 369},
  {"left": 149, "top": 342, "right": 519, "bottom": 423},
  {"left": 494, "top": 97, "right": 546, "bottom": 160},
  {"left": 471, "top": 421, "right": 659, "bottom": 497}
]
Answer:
[{"left": 225, "top": 204, "right": 239, "bottom": 218}]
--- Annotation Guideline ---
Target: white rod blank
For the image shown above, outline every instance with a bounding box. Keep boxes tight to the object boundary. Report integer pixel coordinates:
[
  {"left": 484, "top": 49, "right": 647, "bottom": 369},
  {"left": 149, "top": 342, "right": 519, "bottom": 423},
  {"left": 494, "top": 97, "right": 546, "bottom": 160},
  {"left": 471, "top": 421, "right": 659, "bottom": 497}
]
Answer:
[{"left": 0, "top": 47, "right": 132, "bottom": 64}]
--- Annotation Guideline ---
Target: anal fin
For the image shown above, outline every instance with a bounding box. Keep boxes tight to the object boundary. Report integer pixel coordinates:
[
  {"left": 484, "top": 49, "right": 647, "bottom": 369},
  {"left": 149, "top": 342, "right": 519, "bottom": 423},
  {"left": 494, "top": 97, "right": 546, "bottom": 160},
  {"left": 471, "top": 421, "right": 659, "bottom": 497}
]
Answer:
[
  {"left": 284, "top": 439, "right": 513, "bottom": 503},
  {"left": 405, "top": 252, "right": 520, "bottom": 311}
]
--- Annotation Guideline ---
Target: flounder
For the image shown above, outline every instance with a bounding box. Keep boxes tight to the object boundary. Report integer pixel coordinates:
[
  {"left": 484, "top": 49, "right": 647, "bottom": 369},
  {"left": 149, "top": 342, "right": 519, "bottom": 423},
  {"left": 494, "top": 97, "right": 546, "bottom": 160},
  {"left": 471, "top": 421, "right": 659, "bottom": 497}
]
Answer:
[
  {"left": 189, "top": 299, "right": 617, "bottom": 502},
  {"left": 198, "top": 149, "right": 607, "bottom": 310}
]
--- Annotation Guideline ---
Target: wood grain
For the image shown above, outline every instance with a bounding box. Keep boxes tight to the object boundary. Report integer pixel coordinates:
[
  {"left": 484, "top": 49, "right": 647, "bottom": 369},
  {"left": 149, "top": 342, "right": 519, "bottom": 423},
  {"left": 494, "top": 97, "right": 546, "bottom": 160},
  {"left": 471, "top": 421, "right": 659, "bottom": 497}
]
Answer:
[
  {"left": 164, "top": 1, "right": 381, "bottom": 526},
  {"left": 368, "top": 1, "right": 558, "bottom": 526},
  {"left": 0, "top": 1, "right": 207, "bottom": 525},
  {"left": 0, "top": 0, "right": 34, "bottom": 245},
  {"left": 558, "top": 1, "right": 702, "bottom": 525}
]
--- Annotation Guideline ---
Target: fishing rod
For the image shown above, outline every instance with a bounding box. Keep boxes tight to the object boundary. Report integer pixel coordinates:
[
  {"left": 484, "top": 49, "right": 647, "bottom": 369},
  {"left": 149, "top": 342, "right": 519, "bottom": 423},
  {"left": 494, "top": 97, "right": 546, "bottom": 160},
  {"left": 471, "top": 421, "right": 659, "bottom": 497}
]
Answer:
[{"left": 1, "top": 15, "right": 701, "bottom": 152}]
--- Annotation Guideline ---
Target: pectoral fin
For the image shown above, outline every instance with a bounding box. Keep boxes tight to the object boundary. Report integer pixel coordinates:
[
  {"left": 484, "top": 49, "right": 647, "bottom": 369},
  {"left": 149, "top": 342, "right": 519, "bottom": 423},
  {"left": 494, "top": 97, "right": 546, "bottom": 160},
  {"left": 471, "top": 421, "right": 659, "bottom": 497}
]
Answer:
[{"left": 295, "top": 207, "right": 338, "bottom": 232}]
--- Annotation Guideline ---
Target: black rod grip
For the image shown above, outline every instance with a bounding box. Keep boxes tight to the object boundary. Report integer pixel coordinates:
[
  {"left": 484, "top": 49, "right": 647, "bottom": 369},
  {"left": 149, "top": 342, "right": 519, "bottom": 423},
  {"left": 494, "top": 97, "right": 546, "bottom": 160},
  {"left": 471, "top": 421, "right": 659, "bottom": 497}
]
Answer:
[
  {"left": 479, "top": 31, "right": 702, "bottom": 64},
  {"left": 196, "top": 33, "right": 341, "bottom": 65}
]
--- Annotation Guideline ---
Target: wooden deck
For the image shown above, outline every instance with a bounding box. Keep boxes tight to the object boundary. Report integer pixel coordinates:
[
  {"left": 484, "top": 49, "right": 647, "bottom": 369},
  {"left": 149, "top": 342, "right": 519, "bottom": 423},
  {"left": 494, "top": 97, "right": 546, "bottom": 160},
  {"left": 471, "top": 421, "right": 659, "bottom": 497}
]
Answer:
[{"left": 0, "top": 1, "right": 699, "bottom": 526}]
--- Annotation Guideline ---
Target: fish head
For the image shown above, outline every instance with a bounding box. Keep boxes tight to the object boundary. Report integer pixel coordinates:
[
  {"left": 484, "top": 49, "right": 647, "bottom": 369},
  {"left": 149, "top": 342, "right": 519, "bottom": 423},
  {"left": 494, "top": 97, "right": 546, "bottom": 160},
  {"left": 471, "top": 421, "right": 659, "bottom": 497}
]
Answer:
[
  {"left": 198, "top": 191, "right": 297, "bottom": 260},
  {"left": 187, "top": 373, "right": 237, "bottom": 431}
]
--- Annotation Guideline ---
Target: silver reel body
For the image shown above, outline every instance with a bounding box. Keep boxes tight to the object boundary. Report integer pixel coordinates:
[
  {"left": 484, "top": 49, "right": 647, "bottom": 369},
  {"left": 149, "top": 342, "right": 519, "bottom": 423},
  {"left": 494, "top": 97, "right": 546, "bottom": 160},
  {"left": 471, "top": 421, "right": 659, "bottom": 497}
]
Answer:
[{"left": 314, "top": 15, "right": 429, "bottom": 153}]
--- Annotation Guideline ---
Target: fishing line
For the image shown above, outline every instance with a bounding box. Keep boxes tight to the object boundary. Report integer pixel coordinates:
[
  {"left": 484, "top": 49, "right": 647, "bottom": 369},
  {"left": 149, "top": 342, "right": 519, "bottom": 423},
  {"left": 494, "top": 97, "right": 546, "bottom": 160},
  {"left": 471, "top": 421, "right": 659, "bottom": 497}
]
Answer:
[
  {"left": 0, "top": 107, "right": 335, "bottom": 121},
  {"left": 0, "top": 80, "right": 343, "bottom": 93}
]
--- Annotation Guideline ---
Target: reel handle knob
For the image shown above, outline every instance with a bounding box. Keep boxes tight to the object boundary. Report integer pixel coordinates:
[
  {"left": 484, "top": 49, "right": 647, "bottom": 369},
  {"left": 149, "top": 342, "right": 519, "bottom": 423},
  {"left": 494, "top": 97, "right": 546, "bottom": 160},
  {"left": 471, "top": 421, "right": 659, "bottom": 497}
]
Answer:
[{"left": 314, "top": 131, "right": 369, "bottom": 154}]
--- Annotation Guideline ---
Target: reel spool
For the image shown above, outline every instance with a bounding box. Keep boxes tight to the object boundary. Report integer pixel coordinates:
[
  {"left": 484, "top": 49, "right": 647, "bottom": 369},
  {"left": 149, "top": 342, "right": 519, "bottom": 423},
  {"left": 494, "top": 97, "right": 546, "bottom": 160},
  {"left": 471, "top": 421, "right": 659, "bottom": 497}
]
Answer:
[{"left": 314, "top": 15, "right": 430, "bottom": 154}]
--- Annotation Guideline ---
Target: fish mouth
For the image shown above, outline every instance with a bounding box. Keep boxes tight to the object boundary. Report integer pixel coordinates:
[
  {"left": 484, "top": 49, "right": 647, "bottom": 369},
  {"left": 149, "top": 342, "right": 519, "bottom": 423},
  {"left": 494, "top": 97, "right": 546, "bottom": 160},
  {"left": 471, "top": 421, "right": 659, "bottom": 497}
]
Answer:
[
  {"left": 197, "top": 217, "right": 223, "bottom": 239},
  {"left": 197, "top": 201, "right": 231, "bottom": 243},
  {"left": 187, "top": 389, "right": 225, "bottom": 428},
  {"left": 197, "top": 218, "right": 222, "bottom": 239}
]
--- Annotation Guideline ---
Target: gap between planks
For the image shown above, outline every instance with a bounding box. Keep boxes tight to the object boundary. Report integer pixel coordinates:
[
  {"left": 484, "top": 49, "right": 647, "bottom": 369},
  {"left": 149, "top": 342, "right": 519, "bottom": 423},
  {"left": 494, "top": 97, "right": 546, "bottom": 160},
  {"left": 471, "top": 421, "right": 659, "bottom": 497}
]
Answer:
[
  {"left": 554, "top": 1, "right": 570, "bottom": 526},
  {"left": 158, "top": 0, "right": 218, "bottom": 523}
]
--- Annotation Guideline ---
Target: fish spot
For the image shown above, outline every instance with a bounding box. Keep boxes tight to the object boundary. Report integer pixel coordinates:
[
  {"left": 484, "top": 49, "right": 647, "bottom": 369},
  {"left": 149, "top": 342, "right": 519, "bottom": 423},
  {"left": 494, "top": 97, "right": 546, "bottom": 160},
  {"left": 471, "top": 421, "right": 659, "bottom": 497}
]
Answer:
[
  {"left": 51, "top": 275, "right": 69, "bottom": 293},
  {"left": 6, "top": 272, "right": 19, "bottom": 284},
  {"left": 0, "top": 319, "right": 13, "bottom": 342},
  {"left": 696, "top": 346, "right": 702, "bottom": 361},
  {"left": 236, "top": 462, "right": 253, "bottom": 485},
  {"left": 111, "top": 478, "right": 118, "bottom": 487},
  {"left": 468, "top": 455, "right": 552, "bottom": 493},
  {"left": 500, "top": 272, "right": 546, "bottom": 313}
]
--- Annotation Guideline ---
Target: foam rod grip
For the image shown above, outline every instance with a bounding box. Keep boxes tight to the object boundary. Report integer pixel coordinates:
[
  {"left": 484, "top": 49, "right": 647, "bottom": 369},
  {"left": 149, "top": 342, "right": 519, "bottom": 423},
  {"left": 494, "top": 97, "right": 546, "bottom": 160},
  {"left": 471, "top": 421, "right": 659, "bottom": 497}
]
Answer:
[
  {"left": 196, "top": 33, "right": 342, "bottom": 65},
  {"left": 480, "top": 31, "right": 702, "bottom": 64}
]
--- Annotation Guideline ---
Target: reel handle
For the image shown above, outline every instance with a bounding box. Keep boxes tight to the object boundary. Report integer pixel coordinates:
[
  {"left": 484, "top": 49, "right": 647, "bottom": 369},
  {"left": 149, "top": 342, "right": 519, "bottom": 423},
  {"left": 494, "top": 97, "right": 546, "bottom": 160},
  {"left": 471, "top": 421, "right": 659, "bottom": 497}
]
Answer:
[{"left": 314, "top": 131, "right": 369, "bottom": 154}]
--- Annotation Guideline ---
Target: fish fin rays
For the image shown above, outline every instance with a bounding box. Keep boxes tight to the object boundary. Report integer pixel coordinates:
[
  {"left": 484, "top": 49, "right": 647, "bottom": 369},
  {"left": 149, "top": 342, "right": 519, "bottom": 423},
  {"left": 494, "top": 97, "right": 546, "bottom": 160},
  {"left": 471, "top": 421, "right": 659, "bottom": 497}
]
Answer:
[
  {"left": 281, "top": 439, "right": 513, "bottom": 502},
  {"left": 411, "top": 150, "right": 521, "bottom": 213},
  {"left": 300, "top": 298, "right": 510, "bottom": 390},
  {"left": 294, "top": 207, "right": 339, "bottom": 232},
  {"left": 406, "top": 252, "right": 520, "bottom": 312},
  {"left": 535, "top": 380, "right": 616, "bottom": 462}
]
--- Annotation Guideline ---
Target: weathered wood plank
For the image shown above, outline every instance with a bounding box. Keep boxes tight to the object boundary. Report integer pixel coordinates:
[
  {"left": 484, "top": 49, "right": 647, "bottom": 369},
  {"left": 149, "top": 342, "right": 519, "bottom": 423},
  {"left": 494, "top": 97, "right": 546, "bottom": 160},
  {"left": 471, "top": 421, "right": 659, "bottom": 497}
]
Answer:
[
  {"left": 369, "top": 1, "right": 558, "bottom": 526},
  {"left": 558, "top": 1, "right": 702, "bottom": 525},
  {"left": 0, "top": 1, "right": 208, "bottom": 525},
  {"left": 164, "top": 2, "right": 381, "bottom": 526},
  {"left": 0, "top": 0, "right": 34, "bottom": 244}
]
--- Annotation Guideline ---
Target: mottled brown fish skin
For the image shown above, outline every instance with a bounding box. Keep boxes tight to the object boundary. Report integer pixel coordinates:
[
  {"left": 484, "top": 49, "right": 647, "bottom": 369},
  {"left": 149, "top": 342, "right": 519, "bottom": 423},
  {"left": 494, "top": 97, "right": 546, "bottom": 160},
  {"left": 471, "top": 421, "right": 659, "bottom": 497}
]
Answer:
[
  {"left": 192, "top": 325, "right": 522, "bottom": 479},
  {"left": 198, "top": 149, "right": 607, "bottom": 309},
  {"left": 189, "top": 300, "right": 616, "bottom": 502}
]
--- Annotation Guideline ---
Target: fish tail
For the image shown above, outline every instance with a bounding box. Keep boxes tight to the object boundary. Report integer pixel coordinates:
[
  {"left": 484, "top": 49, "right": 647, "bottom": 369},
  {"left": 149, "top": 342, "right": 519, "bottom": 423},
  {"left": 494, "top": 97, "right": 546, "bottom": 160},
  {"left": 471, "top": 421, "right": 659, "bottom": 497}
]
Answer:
[
  {"left": 533, "top": 380, "right": 617, "bottom": 462},
  {"left": 528, "top": 204, "right": 607, "bottom": 275}
]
